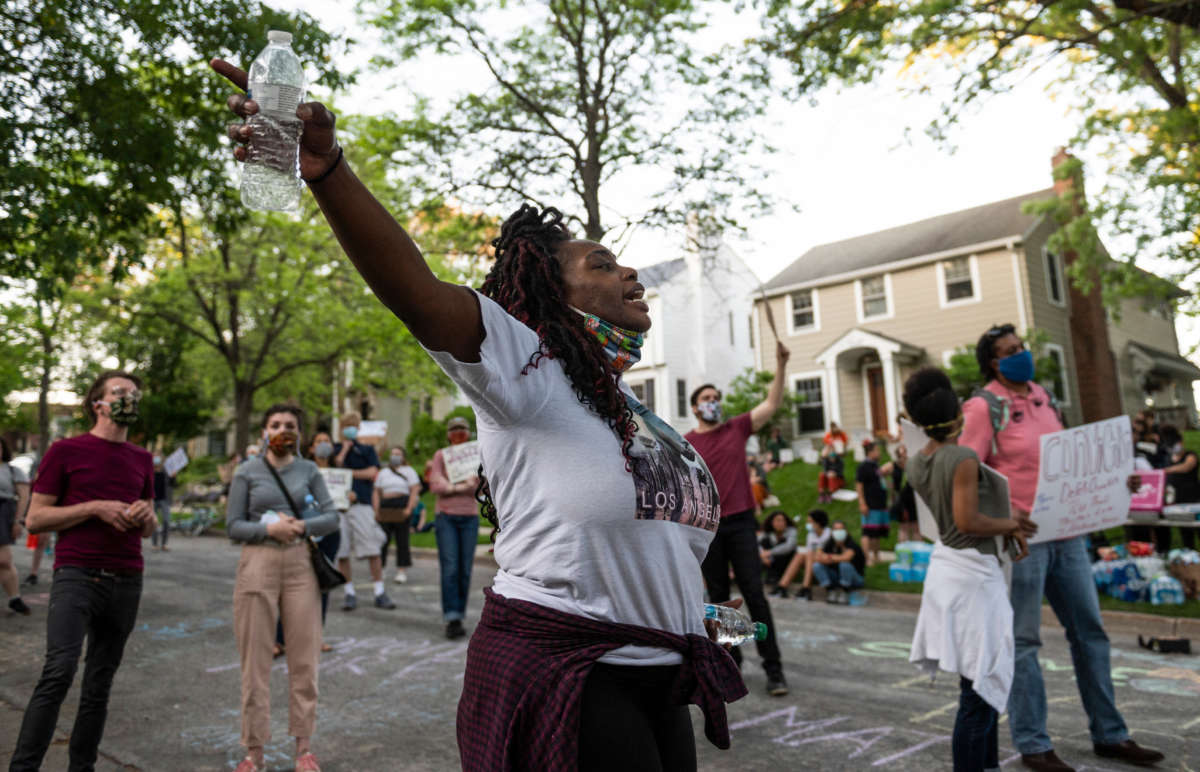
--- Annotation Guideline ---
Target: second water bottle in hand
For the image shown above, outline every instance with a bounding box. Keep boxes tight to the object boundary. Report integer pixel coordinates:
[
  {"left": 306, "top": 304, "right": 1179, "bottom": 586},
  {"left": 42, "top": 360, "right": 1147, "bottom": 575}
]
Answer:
[
  {"left": 703, "top": 603, "right": 767, "bottom": 646},
  {"left": 242, "top": 30, "right": 306, "bottom": 213}
]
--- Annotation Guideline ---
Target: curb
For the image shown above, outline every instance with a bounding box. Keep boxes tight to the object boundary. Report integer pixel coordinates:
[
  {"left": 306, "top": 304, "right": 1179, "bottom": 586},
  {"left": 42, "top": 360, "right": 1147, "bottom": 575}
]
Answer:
[{"left": 409, "top": 549, "right": 1198, "bottom": 637}]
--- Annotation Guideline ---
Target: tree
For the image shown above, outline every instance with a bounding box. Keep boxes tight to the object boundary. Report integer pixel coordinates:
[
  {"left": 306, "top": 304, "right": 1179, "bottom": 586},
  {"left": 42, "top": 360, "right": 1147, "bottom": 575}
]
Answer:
[
  {"left": 944, "top": 329, "right": 1063, "bottom": 400},
  {"left": 362, "top": 0, "right": 776, "bottom": 242},
  {"left": 0, "top": 0, "right": 348, "bottom": 286},
  {"left": 756, "top": 0, "right": 1200, "bottom": 300},
  {"left": 721, "top": 367, "right": 804, "bottom": 442}
]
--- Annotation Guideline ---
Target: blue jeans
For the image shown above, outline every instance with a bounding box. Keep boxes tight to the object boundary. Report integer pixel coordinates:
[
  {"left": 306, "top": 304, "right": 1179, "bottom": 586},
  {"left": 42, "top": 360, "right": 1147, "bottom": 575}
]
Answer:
[
  {"left": 812, "top": 561, "right": 863, "bottom": 589},
  {"left": 1008, "top": 536, "right": 1128, "bottom": 754},
  {"left": 434, "top": 514, "right": 478, "bottom": 623}
]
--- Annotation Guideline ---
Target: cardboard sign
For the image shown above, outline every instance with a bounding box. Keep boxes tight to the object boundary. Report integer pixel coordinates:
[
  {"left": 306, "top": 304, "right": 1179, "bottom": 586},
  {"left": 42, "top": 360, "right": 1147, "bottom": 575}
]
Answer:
[
  {"left": 163, "top": 447, "right": 188, "bottom": 477},
  {"left": 442, "top": 441, "right": 481, "bottom": 485},
  {"left": 319, "top": 467, "right": 354, "bottom": 511},
  {"left": 1028, "top": 416, "right": 1133, "bottom": 544},
  {"left": 358, "top": 420, "right": 387, "bottom": 438},
  {"left": 1129, "top": 469, "right": 1166, "bottom": 512}
]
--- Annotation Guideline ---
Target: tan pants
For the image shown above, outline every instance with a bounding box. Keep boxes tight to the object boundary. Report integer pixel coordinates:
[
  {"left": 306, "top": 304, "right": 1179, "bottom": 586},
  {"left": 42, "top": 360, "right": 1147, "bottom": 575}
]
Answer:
[{"left": 233, "top": 542, "right": 320, "bottom": 747}]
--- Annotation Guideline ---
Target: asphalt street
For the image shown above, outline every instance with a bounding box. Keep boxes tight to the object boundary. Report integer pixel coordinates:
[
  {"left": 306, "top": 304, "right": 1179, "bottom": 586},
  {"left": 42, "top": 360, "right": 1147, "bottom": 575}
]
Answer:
[{"left": 1, "top": 536, "right": 1196, "bottom": 771}]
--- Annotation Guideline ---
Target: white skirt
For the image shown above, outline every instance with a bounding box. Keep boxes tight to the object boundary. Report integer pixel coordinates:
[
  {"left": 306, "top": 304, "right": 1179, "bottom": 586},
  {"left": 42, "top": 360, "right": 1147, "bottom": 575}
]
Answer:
[{"left": 909, "top": 543, "right": 1014, "bottom": 713}]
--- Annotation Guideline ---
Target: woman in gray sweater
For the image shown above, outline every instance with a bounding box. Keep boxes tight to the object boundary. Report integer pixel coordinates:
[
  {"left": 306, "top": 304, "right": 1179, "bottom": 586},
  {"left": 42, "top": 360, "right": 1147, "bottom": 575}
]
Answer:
[{"left": 227, "top": 404, "right": 338, "bottom": 772}]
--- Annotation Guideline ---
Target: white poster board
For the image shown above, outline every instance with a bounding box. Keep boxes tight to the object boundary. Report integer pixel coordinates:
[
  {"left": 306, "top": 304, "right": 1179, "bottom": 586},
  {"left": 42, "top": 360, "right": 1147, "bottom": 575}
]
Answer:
[
  {"left": 319, "top": 467, "right": 354, "bottom": 511},
  {"left": 779, "top": 448, "right": 795, "bottom": 464},
  {"left": 1028, "top": 416, "right": 1133, "bottom": 544},
  {"left": 164, "top": 447, "right": 188, "bottom": 477},
  {"left": 358, "top": 420, "right": 388, "bottom": 439},
  {"left": 442, "top": 441, "right": 481, "bottom": 485},
  {"left": 899, "top": 418, "right": 941, "bottom": 542}
]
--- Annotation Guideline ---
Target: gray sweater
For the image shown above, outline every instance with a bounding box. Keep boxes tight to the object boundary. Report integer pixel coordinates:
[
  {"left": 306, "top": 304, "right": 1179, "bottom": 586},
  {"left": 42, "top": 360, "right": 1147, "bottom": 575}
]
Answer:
[{"left": 227, "top": 456, "right": 339, "bottom": 544}]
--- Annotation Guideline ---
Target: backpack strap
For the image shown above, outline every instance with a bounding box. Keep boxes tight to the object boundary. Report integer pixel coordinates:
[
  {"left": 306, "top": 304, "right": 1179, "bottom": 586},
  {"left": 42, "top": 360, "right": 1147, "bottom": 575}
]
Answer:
[{"left": 969, "top": 387, "right": 1010, "bottom": 457}]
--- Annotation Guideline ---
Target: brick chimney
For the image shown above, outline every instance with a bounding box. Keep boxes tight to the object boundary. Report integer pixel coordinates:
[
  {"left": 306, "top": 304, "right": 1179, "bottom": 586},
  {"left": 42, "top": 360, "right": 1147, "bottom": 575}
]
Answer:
[{"left": 1052, "top": 148, "right": 1123, "bottom": 422}]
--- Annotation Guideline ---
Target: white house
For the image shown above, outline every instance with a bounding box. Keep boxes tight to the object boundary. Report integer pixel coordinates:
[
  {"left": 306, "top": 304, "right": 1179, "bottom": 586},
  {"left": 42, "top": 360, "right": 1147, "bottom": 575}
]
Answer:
[{"left": 625, "top": 220, "right": 762, "bottom": 436}]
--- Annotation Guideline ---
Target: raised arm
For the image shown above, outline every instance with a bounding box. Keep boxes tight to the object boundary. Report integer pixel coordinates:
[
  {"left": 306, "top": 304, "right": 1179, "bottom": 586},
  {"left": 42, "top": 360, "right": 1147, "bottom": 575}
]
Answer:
[
  {"left": 750, "top": 342, "right": 791, "bottom": 433},
  {"left": 210, "top": 59, "right": 484, "bottom": 362}
]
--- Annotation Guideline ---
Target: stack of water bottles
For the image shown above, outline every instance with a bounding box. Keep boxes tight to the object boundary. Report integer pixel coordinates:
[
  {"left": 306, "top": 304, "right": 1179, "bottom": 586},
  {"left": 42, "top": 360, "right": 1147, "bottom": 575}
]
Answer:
[
  {"left": 1090, "top": 546, "right": 1186, "bottom": 605},
  {"left": 888, "top": 541, "right": 933, "bottom": 583}
]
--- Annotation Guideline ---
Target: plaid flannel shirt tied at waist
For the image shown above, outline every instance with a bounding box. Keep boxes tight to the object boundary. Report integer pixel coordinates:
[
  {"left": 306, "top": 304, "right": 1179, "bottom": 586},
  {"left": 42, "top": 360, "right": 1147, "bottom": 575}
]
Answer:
[{"left": 458, "top": 587, "right": 748, "bottom": 772}]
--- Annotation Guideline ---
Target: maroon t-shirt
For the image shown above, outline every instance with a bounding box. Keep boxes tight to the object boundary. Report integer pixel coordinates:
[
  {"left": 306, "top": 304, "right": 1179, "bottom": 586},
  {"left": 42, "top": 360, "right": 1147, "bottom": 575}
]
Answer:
[
  {"left": 33, "top": 433, "right": 154, "bottom": 573},
  {"left": 685, "top": 412, "right": 755, "bottom": 518}
]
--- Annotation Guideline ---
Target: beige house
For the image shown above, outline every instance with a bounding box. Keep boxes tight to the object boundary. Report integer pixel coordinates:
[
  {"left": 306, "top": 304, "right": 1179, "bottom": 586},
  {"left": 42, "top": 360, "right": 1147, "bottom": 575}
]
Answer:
[{"left": 752, "top": 189, "right": 1199, "bottom": 439}]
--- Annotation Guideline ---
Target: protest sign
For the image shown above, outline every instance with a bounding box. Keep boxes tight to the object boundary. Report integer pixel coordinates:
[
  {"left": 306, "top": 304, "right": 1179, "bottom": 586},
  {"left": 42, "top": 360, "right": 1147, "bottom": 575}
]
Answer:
[
  {"left": 319, "top": 468, "right": 354, "bottom": 510},
  {"left": 442, "top": 440, "right": 481, "bottom": 484},
  {"left": 1028, "top": 416, "right": 1133, "bottom": 544},
  {"left": 779, "top": 448, "right": 795, "bottom": 465},
  {"left": 164, "top": 447, "right": 188, "bottom": 477},
  {"left": 1129, "top": 469, "right": 1165, "bottom": 512},
  {"left": 358, "top": 420, "right": 387, "bottom": 439}
]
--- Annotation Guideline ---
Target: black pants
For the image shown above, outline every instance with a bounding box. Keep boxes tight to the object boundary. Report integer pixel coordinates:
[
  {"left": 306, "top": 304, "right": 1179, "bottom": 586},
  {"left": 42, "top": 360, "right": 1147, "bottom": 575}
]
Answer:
[
  {"left": 379, "top": 520, "right": 412, "bottom": 569},
  {"left": 952, "top": 677, "right": 998, "bottom": 772},
  {"left": 10, "top": 567, "right": 142, "bottom": 772},
  {"left": 577, "top": 663, "right": 695, "bottom": 772},
  {"left": 701, "top": 510, "right": 783, "bottom": 678}
]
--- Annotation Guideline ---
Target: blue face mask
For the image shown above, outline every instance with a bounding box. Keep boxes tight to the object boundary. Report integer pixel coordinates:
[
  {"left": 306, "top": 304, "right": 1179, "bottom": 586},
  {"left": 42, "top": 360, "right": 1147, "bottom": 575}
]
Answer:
[
  {"left": 343, "top": 426, "right": 359, "bottom": 441},
  {"left": 997, "top": 349, "right": 1035, "bottom": 383}
]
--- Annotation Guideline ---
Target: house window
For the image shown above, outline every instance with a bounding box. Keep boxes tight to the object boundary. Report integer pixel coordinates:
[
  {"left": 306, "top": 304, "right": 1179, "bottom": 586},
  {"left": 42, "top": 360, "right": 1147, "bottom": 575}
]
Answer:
[
  {"left": 793, "top": 376, "right": 825, "bottom": 434},
  {"left": 676, "top": 379, "right": 687, "bottom": 419},
  {"left": 942, "top": 256, "right": 974, "bottom": 301},
  {"left": 1045, "top": 249, "right": 1064, "bottom": 305},
  {"left": 1042, "top": 344, "right": 1070, "bottom": 405},
  {"left": 207, "top": 430, "right": 227, "bottom": 458},
  {"left": 631, "top": 378, "right": 656, "bottom": 413},
  {"left": 861, "top": 276, "right": 888, "bottom": 318},
  {"left": 790, "top": 289, "right": 815, "bottom": 330}
]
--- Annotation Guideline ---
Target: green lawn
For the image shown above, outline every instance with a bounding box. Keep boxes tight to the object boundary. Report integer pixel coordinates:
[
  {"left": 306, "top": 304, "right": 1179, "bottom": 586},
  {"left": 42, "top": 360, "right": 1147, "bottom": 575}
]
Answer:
[{"left": 763, "top": 446, "right": 1200, "bottom": 618}]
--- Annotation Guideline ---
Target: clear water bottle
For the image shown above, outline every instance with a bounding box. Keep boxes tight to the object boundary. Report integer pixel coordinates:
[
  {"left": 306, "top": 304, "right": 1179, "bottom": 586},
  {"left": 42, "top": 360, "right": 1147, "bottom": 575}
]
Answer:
[
  {"left": 242, "top": 30, "right": 306, "bottom": 212},
  {"left": 703, "top": 603, "right": 767, "bottom": 646}
]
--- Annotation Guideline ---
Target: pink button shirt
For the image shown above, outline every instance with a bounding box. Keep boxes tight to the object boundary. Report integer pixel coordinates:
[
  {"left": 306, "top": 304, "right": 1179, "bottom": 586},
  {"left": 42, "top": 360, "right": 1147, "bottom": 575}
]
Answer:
[{"left": 960, "top": 380, "right": 1063, "bottom": 516}]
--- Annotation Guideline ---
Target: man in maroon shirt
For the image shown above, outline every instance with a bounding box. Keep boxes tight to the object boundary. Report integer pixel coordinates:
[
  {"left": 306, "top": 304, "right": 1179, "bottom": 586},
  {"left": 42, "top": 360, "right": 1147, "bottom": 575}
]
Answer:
[
  {"left": 686, "top": 341, "right": 791, "bottom": 697},
  {"left": 10, "top": 371, "right": 157, "bottom": 772}
]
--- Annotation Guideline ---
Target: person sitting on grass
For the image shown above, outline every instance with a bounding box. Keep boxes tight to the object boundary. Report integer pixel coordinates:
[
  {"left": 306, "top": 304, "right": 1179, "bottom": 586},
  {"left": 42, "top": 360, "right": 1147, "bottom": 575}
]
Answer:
[
  {"left": 773, "top": 509, "right": 832, "bottom": 600},
  {"left": 759, "top": 511, "right": 797, "bottom": 594},
  {"left": 811, "top": 520, "right": 865, "bottom": 604}
]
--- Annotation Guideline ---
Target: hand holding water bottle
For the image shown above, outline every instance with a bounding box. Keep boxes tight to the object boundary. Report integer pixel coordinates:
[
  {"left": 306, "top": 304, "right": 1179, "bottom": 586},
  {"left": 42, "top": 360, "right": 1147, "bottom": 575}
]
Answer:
[
  {"left": 703, "top": 598, "right": 766, "bottom": 649},
  {"left": 210, "top": 54, "right": 341, "bottom": 190}
]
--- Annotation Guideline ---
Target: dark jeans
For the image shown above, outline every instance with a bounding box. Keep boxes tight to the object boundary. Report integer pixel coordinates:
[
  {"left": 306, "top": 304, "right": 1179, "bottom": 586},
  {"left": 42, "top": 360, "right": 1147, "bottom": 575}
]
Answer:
[
  {"left": 700, "top": 510, "right": 783, "bottom": 678},
  {"left": 434, "top": 514, "right": 478, "bottom": 622},
  {"left": 953, "top": 677, "right": 998, "bottom": 772},
  {"left": 10, "top": 566, "right": 142, "bottom": 772},
  {"left": 151, "top": 499, "right": 169, "bottom": 547},
  {"left": 578, "top": 663, "right": 695, "bottom": 772},
  {"left": 379, "top": 520, "right": 412, "bottom": 569}
]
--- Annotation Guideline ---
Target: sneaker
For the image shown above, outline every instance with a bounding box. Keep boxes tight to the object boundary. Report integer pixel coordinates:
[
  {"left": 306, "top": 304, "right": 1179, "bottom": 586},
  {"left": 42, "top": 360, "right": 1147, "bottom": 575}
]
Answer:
[
  {"left": 233, "top": 757, "right": 263, "bottom": 772},
  {"left": 22, "top": 574, "right": 36, "bottom": 586},
  {"left": 824, "top": 587, "right": 839, "bottom": 604},
  {"left": 766, "top": 674, "right": 789, "bottom": 697},
  {"left": 446, "top": 620, "right": 466, "bottom": 639},
  {"left": 374, "top": 592, "right": 397, "bottom": 610},
  {"left": 8, "top": 597, "right": 31, "bottom": 615},
  {"left": 295, "top": 751, "right": 321, "bottom": 772},
  {"left": 768, "top": 585, "right": 785, "bottom": 598},
  {"left": 342, "top": 594, "right": 357, "bottom": 611},
  {"left": 393, "top": 570, "right": 407, "bottom": 584},
  {"left": 796, "top": 587, "right": 812, "bottom": 601}
]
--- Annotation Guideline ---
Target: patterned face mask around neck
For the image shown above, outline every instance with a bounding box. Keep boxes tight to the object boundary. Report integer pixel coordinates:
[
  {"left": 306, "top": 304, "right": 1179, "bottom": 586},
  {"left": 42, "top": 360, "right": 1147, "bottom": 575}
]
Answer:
[{"left": 573, "top": 307, "right": 645, "bottom": 373}]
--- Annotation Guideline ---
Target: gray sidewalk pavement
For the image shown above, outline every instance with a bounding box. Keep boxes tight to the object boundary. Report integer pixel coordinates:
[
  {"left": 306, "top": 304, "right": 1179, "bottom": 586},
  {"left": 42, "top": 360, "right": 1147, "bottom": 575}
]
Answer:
[{"left": 1, "top": 536, "right": 1196, "bottom": 771}]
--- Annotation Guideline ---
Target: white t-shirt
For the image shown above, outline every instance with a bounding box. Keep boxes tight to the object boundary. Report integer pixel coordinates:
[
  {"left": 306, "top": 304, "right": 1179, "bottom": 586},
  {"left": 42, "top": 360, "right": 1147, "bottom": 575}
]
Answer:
[
  {"left": 0, "top": 462, "right": 29, "bottom": 501},
  {"left": 425, "top": 291, "right": 720, "bottom": 665},
  {"left": 802, "top": 527, "right": 832, "bottom": 554},
  {"left": 377, "top": 465, "right": 420, "bottom": 498}
]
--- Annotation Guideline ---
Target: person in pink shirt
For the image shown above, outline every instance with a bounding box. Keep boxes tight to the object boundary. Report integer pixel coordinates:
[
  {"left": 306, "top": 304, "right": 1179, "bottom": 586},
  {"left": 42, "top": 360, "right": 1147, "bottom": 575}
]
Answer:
[
  {"left": 428, "top": 416, "right": 480, "bottom": 640},
  {"left": 959, "top": 324, "right": 1162, "bottom": 772}
]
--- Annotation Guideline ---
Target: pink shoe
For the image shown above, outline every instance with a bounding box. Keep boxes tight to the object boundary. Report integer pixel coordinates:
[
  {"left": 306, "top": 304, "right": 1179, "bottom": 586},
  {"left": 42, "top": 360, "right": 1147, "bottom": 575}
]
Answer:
[
  {"left": 296, "top": 752, "right": 321, "bottom": 771},
  {"left": 233, "top": 758, "right": 261, "bottom": 772}
]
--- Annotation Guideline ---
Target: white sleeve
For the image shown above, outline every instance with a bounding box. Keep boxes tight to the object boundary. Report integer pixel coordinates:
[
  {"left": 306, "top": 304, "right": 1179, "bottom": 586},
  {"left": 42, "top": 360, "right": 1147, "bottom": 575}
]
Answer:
[{"left": 422, "top": 290, "right": 553, "bottom": 426}]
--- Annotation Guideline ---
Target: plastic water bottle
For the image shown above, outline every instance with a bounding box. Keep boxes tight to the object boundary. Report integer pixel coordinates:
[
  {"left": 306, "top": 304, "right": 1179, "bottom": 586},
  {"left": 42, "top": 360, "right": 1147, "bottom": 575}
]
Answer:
[
  {"left": 242, "top": 30, "right": 306, "bottom": 212},
  {"left": 703, "top": 604, "right": 767, "bottom": 646}
]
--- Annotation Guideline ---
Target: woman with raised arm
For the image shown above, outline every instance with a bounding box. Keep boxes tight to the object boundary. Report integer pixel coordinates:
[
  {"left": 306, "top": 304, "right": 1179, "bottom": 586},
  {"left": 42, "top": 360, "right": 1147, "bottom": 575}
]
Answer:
[{"left": 213, "top": 59, "right": 745, "bottom": 772}]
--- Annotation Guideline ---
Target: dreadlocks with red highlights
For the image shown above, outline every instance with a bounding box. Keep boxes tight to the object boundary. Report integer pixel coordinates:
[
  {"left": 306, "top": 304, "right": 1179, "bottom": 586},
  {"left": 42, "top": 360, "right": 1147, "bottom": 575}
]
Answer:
[{"left": 473, "top": 204, "right": 638, "bottom": 535}]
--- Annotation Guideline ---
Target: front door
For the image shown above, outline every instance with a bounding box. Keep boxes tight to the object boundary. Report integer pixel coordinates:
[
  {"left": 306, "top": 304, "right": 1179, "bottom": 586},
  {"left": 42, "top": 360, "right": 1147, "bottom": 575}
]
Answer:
[{"left": 866, "top": 365, "right": 887, "bottom": 436}]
